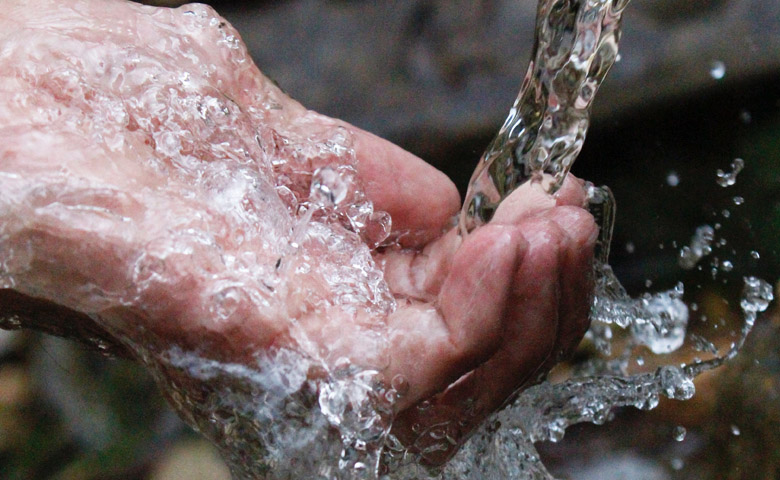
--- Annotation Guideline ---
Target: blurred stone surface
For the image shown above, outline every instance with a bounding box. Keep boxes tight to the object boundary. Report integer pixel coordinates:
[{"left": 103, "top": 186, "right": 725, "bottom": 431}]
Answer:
[
  {"left": 0, "top": 330, "right": 19, "bottom": 357},
  {"left": 150, "top": 438, "right": 231, "bottom": 480},
  {"left": 209, "top": 0, "right": 780, "bottom": 145}
]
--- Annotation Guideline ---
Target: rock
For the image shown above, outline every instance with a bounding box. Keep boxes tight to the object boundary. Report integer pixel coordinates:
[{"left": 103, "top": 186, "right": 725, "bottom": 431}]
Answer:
[{"left": 212, "top": 0, "right": 780, "bottom": 145}]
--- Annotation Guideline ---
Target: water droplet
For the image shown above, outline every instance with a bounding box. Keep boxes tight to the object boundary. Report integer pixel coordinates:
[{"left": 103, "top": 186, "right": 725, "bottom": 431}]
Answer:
[
  {"left": 679, "top": 225, "right": 715, "bottom": 270},
  {"left": 721, "top": 209, "right": 731, "bottom": 218},
  {"left": 671, "top": 457, "right": 685, "bottom": 471},
  {"left": 739, "top": 109, "right": 752, "bottom": 124},
  {"left": 632, "top": 294, "right": 688, "bottom": 354},
  {"left": 721, "top": 260, "right": 734, "bottom": 272},
  {"left": 716, "top": 158, "right": 744, "bottom": 187},
  {"left": 625, "top": 242, "right": 635, "bottom": 254},
  {"left": 673, "top": 425, "right": 687, "bottom": 441},
  {"left": 666, "top": 171, "right": 680, "bottom": 187},
  {"left": 709, "top": 60, "right": 726, "bottom": 80},
  {"left": 733, "top": 196, "right": 744, "bottom": 206},
  {"left": 730, "top": 424, "right": 741, "bottom": 436},
  {"left": 658, "top": 366, "right": 695, "bottom": 400},
  {"left": 740, "top": 277, "right": 773, "bottom": 314},
  {"left": 750, "top": 250, "right": 760, "bottom": 260}
]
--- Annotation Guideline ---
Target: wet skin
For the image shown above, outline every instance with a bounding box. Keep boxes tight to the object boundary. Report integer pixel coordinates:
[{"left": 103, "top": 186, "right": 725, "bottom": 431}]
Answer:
[{"left": 0, "top": 0, "right": 597, "bottom": 467}]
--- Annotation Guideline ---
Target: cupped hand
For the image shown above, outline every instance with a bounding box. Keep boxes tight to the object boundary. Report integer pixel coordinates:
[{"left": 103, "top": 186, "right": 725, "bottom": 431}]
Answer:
[{"left": 0, "top": 0, "right": 597, "bottom": 468}]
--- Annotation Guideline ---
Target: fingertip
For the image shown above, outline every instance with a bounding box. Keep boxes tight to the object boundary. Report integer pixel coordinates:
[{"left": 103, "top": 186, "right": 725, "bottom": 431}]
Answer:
[
  {"left": 555, "top": 174, "right": 588, "bottom": 208},
  {"left": 541, "top": 206, "right": 598, "bottom": 248},
  {"left": 491, "top": 181, "right": 555, "bottom": 225},
  {"left": 535, "top": 206, "right": 597, "bottom": 365}
]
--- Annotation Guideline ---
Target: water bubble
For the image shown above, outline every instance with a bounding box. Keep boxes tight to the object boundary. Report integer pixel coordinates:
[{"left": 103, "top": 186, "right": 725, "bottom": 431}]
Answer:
[
  {"left": 672, "top": 425, "right": 687, "bottom": 442},
  {"left": 721, "top": 209, "right": 730, "bottom": 218},
  {"left": 720, "top": 260, "right": 734, "bottom": 272},
  {"left": 716, "top": 158, "right": 745, "bottom": 187},
  {"left": 739, "top": 109, "right": 752, "bottom": 124},
  {"left": 671, "top": 457, "right": 685, "bottom": 471},
  {"left": 733, "top": 196, "right": 744, "bottom": 206},
  {"left": 666, "top": 171, "right": 680, "bottom": 187},
  {"left": 625, "top": 242, "right": 635, "bottom": 254},
  {"left": 390, "top": 375, "right": 409, "bottom": 396},
  {"left": 709, "top": 60, "right": 726, "bottom": 80},
  {"left": 750, "top": 250, "right": 760, "bottom": 260},
  {"left": 658, "top": 366, "right": 695, "bottom": 401},
  {"left": 310, "top": 166, "right": 349, "bottom": 206},
  {"left": 363, "top": 211, "right": 392, "bottom": 248},
  {"left": 730, "top": 424, "right": 741, "bottom": 436}
]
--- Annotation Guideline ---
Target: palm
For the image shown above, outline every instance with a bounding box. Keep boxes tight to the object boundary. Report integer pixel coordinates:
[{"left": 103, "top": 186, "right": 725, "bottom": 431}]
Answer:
[{"left": 0, "top": 0, "right": 597, "bottom": 468}]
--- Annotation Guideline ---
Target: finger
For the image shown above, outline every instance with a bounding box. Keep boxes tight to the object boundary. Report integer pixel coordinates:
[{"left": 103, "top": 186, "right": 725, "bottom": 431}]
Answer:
[
  {"left": 490, "top": 180, "right": 555, "bottom": 225},
  {"left": 378, "top": 229, "right": 460, "bottom": 302},
  {"left": 537, "top": 206, "right": 598, "bottom": 365},
  {"left": 350, "top": 126, "right": 460, "bottom": 247},
  {"left": 440, "top": 217, "right": 566, "bottom": 410},
  {"left": 555, "top": 174, "right": 589, "bottom": 208},
  {"left": 392, "top": 217, "right": 568, "bottom": 465},
  {"left": 490, "top": 174, "right": 588, "bottom": 225},
  {"left": 384, "top": 224, "right": 527, "bottom": 412}
]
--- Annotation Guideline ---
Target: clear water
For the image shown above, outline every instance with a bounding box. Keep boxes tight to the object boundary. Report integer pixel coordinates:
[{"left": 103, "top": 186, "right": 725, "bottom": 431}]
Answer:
[
  {"left": 0, "top": 1, "right": 774, "bottom": 479},
  {"left": 459, "top": 0, "right": 630, "bottom": 234}
]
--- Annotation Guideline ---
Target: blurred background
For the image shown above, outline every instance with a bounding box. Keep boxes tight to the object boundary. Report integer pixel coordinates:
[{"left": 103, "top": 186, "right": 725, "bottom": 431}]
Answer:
[{"left": 1, "top": 0, "right": 779, "bottom": 478}]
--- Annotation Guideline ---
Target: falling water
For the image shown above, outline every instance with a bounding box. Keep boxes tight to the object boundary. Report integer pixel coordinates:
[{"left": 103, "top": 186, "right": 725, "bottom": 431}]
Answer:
[{"left": 459, "top": 0, "right": 630, "bottom": 234}]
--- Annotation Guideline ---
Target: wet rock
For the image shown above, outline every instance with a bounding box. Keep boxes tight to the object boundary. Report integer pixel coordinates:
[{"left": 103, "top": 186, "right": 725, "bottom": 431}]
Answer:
[{"left": 207, "top": 0, "right": 780, "bottom": 145}]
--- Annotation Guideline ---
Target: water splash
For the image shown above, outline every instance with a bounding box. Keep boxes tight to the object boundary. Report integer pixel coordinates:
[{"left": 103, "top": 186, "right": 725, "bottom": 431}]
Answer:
[{"left": 678, "top": 225, "right": 715, "bottom": 270}]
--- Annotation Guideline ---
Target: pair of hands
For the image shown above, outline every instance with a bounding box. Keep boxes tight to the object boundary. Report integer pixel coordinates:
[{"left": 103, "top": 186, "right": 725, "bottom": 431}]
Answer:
[{"left": 0, "top": 0, "right": 597, "bottom": 466}]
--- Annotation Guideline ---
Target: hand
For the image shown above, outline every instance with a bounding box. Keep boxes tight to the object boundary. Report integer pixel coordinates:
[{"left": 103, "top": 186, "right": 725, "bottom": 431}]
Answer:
[{"left": 0, "top": 0, "right": 597, "bottom": 469}]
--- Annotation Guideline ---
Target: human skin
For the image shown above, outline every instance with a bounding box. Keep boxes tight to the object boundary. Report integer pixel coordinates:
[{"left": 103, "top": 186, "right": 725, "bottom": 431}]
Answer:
[{"left": 0, "top": 0, "right": 597, "bottom": 469}]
